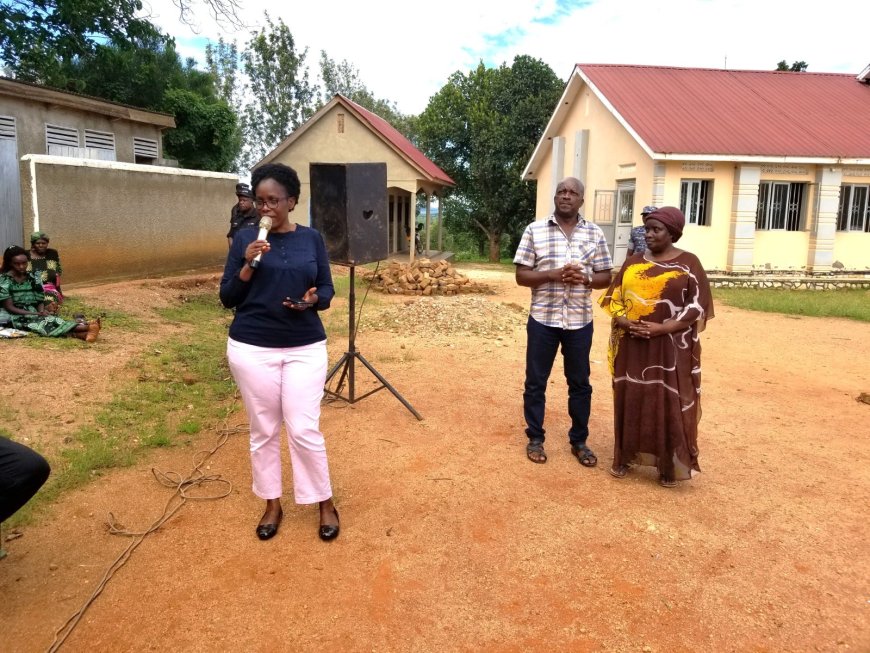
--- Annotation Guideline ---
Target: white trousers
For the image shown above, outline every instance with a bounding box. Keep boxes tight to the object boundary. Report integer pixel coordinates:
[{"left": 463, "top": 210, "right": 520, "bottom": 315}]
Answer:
[{"left": 227, "top": 338, "right": 332, "bottom": 504}]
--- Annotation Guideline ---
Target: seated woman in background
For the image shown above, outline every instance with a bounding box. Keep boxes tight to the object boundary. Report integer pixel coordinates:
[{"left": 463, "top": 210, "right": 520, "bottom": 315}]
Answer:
[
  {"left": 27, "top": 231, "right": 64, "bottom": 309},
  {"left": 0, "top": 246, "right": 99, "bottom": 341}
]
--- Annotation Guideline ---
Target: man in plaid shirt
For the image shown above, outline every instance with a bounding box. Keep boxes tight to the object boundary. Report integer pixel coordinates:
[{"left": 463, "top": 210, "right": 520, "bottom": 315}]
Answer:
[{"left": 514, "top": 177, "right": 613, "bottom": 466}]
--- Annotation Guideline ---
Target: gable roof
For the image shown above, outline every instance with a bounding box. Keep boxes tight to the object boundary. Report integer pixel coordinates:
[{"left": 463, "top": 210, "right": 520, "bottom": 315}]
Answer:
[
  {"left": 524, "top": 64, "right": 870, "bottom": 177},
  {"left": 259, "top": 95, "right": 454, "bottom": 186}
]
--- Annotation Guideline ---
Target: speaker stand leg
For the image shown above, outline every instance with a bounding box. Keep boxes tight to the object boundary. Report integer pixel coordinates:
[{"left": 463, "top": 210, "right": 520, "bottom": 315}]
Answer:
[{"left": 323, "top": 266, "right": 423, "bottom": 421}]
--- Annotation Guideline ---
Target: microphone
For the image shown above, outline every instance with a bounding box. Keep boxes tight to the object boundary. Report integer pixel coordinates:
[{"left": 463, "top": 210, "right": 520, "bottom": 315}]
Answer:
[{"left": 250, "top": 216, "right": 272, "bottom": 269}]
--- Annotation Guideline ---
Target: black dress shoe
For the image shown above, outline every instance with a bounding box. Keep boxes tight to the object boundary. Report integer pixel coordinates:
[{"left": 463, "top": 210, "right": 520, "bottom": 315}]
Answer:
[
  {"left": 318, "top": 507, "right": 340, "bottom": 541},
  {"left": 256, "top": 523, "right": 279, "bottom": 540},
  {"left": 256, "top": 511, "right": 282, "bottom": 540}
]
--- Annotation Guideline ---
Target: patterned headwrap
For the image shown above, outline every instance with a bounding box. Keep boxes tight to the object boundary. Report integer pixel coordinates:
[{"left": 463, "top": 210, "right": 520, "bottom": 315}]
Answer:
[
  {"left": 30, "top": 231, "right": 49, "bottom": 244},
  {"left": 643, "top": 206, "right": 685, "bottom": 242}
]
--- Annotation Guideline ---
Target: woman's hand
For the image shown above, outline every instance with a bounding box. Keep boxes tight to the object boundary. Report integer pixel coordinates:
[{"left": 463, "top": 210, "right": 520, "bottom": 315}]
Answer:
[
  {"left": 630, "top": 320, "right": 690, "bottom": 339},
  {"left": 283, "top": 287, "right": 318, "bottom": 311},
  {"left": 244, "top": 239, "right": 270, "bottom": 264}
]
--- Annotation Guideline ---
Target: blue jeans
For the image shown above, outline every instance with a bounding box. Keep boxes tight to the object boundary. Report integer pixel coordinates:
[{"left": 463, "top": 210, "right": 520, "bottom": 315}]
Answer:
[{"left": 523, "top": 316, "right": 593, "bottom": 447}]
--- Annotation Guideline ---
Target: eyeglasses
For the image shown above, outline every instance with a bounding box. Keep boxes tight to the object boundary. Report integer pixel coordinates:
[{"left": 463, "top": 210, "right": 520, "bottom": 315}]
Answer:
[{"left": 254, "top": 196, "right": 289, "bottom": 209}]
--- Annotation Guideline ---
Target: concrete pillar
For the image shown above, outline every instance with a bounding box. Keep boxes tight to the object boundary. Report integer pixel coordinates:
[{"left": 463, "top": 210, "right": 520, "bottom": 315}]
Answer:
[
  {"left": 390, "top": 193, "right": 397, "bottom": 254},
  {"left": 437, "top": 192, "right": 444, "bottom": 252},
  {"left": 425, "top": 191, "right": 431, "bottom": 254},
  {"left": 651, "top": 161, "right": 666, "bottom": 208},
  {"left": 807, "top": 167, "right": 842, "bottom": 272},
  {"left": 727, "top": 165, "right": 760, "bottom": 272},
  {"left": 572, "top": 130, "right": 589, "bottom": 183},
  {"left": 550, "top": 136, "right": 566, "bottom": 212}
]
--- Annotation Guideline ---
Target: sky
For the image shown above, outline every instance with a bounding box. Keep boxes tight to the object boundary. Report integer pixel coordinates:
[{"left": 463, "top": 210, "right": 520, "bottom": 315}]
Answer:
[{"left": 141, "top": 0, "right": 868, "bottom": 116}]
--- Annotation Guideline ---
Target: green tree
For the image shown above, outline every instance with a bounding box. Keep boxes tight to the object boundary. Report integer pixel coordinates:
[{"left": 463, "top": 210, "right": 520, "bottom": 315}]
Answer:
[
  {"left": 776, "top": 60, "right": 808, "bottom": 72},
  {"left": 205, "top": 37, "right": 244, "bottom": 171},
  {"left": 418, "top": 55, "right": 563, "bottom": 261},
  {"left": 0, "top": 0, "right": 159, "bottom": 84},
  {"left": 240, "top": 12, "right": 316, "bottom": 169},
  {"left": 161, "top": 87, "right": 238, "bottom": 171},
  {"left": 50, "top": 33, "right": 240, "bottom": 171},
  {"left": 205, "top": 37, "right": 241, "bottom": 109},
  {"left": 59, "top": 32, "right": 195, "bottom": 106}
]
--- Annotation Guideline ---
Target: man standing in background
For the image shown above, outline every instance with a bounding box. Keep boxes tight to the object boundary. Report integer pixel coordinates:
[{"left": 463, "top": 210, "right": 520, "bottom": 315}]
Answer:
[
  {"left": 514, "top": 177, "right": 613, "bottom": 467},
  {"left": 627, "top": 205, "right": 657, "bottom": 257},
  {"left": 227, "top": 183, "right": 259, "bottom": 248}
]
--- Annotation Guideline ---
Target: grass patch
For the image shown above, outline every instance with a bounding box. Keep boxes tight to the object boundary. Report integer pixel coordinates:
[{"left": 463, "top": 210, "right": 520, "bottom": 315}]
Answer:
[
  {"left": 5, "top": 283, "right": 363, "bottom": 527},
  {"left": 713, "top": 288, "right": 870, "bottom": 322},
  {"left": 60, "top": 296, "right": 144, "bottom": 331},
  {"left": 321, "top": 272, "right": 383, "bottom": 338},
  {"left": 5, "top": 288, "right": 237, "bottom": 527},
  {"left": 13, "top": 297, "right": 143, "bottom": 350}
]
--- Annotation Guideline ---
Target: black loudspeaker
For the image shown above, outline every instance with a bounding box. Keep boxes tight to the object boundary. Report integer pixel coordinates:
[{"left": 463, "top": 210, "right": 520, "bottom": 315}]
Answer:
[{"left": 310, "top": 162, "right": 388, "bottom": 265}]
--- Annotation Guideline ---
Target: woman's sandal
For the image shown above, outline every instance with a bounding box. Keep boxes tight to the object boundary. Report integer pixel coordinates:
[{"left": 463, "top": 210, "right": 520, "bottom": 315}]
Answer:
[
  {"left": 659, "top": 475, "right": 678, "bottom": 488},
  {"left": 526, "top": 441, "right": 547, "bottom": 464},
  {"left": 571, "top": 445, "right": 598, "bottom": 468},
  {"left": 609, "top": 464, "right": 629, "bottom": 479}
]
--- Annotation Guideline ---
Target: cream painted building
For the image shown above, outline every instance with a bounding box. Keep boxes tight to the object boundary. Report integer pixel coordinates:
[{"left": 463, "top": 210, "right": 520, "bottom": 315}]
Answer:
[
  {"left": 258, "top": 95, "right": 454, "bottom": 260},
  {"left": 524, "top": 64, "right": 870, "bottom": 272},
  {"left": 0, "top": 77, "right": 237, "bottom": 282}
]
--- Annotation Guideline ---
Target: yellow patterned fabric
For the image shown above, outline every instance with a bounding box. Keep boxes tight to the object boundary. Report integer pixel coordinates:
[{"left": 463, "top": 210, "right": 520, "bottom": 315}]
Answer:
[{"left": 599, "top": 252, "right": 714, "bottom": 481}]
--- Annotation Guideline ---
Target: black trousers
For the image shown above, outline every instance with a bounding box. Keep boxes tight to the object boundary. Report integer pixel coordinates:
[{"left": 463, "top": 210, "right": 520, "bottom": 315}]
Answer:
[{"left": 0, "top": 436, "right": 50, "bottom": 522}]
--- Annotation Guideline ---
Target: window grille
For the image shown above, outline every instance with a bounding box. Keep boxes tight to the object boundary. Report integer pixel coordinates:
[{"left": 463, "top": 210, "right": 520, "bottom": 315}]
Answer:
[
  {"left": 46, "top": 124, "right": 79, "bottom": 151},
  {"left": 133, "top": 137, "right": 158, "bottom": 159},
  {"left": 837, "top": 184, "right": 870, "bottom": 232},
  {"left": 756, "top": 182, "right": 805, "bottom": 231},
  {"left": 0, "top": 116, "right": 15, "bottom": 141},
  {"left": 680, "top": 180, "right": 711, "bottom": 226}
]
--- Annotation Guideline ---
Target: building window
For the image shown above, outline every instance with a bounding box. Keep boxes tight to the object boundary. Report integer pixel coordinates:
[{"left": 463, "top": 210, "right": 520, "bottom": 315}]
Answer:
[
  {"left": 680, "top": 179, "right": 711, "bottom": 226},
  {"left": 756, "top": 181, "right": 805, "bottom": 231},
  {"left": 133, "top": 137, "right": 159, "bottom": 164},
  {"left": 45, "top": 124, "right": 79, "bottom": 154},
  {"left": 837, "top": 184, "right": 870, "bottom": 232},
  {"left": 0, "top": 115, "right": 16, "bottom": 141},
  {"left": 84, "top": 129, "right": 116, "bottom": 161},
  {"left": 337, "top": 113, "right": 345, "bottom": 134}
]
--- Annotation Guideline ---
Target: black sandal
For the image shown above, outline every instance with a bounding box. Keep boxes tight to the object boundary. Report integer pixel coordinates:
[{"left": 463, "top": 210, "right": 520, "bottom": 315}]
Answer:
[
  {"left": 526, "top": 441, "right": 547, "bottom": 464},
  {"left": 571, "top": 445, "right": 598, "bottom": 467}
]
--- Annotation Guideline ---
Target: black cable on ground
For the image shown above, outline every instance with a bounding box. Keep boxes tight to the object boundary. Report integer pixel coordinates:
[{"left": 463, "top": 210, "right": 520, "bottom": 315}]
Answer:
[{"left": 46, "top": 407, "right": 247, "bottom": 653}]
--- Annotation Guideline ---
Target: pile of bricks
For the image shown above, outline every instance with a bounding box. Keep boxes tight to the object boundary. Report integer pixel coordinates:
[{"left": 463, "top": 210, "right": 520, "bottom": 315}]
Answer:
[{"left": 361, "top": 259, "right": 491, "bottom": 295}]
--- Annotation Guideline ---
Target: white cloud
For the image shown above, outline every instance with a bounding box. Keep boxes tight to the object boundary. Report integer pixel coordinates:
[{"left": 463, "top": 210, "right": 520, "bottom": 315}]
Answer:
[{"left": 142, "top": 0, "right": 869, "bottom": 115}]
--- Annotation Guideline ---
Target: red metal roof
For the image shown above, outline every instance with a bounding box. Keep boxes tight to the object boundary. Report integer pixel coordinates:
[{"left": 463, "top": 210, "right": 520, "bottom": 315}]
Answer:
[
  {"left": 342, "top": 96, "right": 455, "bottom": 186},
  {"left": 577, "top": 64, "right": 870, "bottom": 159}
]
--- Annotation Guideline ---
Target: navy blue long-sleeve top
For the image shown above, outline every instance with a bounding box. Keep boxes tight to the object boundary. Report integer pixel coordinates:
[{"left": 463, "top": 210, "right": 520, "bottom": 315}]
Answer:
[{"left": 219, "top": 225, "right": 335, "bottom": 348}]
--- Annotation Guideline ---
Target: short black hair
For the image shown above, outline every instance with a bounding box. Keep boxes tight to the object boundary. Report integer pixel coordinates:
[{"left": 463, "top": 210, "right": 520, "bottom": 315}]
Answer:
[{"left": 251, "top": 163, "right": 301, "bottom": 201}]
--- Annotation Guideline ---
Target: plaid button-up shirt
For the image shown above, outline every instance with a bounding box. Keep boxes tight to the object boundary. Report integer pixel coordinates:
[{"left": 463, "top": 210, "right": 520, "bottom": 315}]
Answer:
[{"left": 513, "top": 214, "right": 613, "bottom": 329}]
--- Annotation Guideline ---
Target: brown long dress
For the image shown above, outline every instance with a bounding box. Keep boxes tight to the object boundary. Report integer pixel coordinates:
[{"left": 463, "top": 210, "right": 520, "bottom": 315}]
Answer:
[{"left": 599, "top": 252, "right": 714, "bottom": 480}]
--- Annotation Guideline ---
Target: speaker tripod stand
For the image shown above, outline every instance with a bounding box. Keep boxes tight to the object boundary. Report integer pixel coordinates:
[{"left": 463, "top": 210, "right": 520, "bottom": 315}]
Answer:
[{"left": 324, "top": 265, "right": 423, "bottom": 420}]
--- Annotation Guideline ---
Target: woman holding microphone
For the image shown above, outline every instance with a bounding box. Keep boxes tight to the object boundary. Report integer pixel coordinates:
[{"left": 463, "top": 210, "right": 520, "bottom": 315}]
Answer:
[{"left": 220, "top": 163, "right": 340, "bottom": 541}]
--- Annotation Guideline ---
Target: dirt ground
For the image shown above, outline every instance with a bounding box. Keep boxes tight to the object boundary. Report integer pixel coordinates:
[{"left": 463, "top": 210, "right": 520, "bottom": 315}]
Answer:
[{"left": 1, "top": 264, "right": 869, "bottom": 653}]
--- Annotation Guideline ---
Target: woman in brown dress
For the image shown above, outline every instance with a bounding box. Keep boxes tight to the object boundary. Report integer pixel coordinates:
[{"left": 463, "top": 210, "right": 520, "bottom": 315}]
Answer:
[{"left": 599, "top": 207, "right": 714, "bottom": 487}]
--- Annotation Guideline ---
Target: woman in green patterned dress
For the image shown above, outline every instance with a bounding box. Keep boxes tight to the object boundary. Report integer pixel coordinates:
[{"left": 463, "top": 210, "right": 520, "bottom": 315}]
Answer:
[
  {"left": 0, "top": 246, "right": 99, "bottom": 341},
  {"left": 27, "top": 231, "right": 64, "bottom": 309}
]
